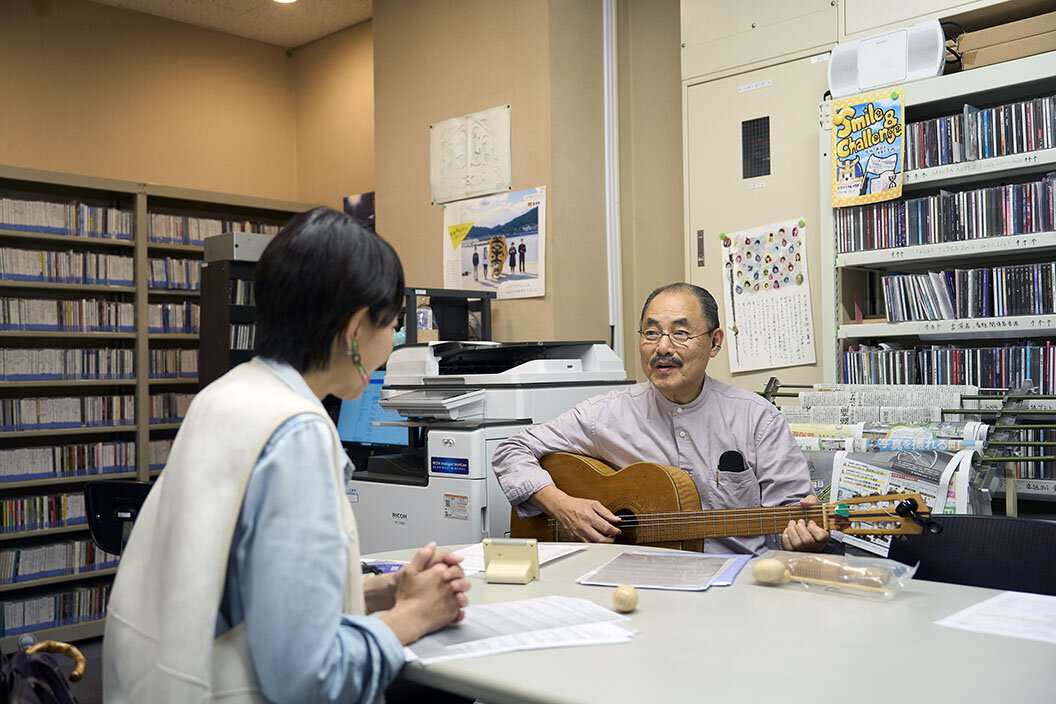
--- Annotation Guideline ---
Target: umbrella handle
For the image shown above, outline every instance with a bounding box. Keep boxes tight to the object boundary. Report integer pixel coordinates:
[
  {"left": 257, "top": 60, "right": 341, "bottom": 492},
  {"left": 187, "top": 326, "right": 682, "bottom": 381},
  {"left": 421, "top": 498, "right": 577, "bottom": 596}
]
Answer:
[{"left": 26, "top": 640, "right": 86, "bottom": 682}]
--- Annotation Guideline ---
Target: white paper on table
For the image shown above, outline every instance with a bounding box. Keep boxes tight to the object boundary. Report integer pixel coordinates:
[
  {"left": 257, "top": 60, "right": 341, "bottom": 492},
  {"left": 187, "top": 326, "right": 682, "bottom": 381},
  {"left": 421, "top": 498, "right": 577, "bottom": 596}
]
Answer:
[
  {"left": 404, "top": 595, "right": 636, "bottom": 665},
  {"left": 935, "top": 591, "right": 1056, "bottom": 645},
  {"left": 454, "top": 542, "right": 584, "bottom": 576},
  {"left": 577, "top": 551, "right": 732, "bottom": 590}
]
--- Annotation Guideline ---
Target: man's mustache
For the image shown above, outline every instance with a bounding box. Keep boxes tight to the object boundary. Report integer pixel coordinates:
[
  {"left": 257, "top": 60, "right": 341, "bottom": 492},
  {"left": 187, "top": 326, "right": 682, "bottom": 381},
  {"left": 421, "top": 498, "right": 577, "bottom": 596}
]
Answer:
[{"left": 650, "top": 354, "right": 684, "bottom": 368}]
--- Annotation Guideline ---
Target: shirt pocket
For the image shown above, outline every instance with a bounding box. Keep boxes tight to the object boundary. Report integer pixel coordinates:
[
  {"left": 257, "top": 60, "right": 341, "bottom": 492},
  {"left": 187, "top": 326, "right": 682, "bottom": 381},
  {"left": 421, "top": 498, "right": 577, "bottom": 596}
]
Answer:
[{"left": 699, "top": 465, "right": 761, "bottom": 511}]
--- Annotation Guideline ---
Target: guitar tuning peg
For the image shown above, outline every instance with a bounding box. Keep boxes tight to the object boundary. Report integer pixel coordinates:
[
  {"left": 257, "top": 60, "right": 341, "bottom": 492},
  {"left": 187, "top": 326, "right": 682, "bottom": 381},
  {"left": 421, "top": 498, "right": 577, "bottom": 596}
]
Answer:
[{"left": 894, "top": 498, "right": 943, "bottom": 534}]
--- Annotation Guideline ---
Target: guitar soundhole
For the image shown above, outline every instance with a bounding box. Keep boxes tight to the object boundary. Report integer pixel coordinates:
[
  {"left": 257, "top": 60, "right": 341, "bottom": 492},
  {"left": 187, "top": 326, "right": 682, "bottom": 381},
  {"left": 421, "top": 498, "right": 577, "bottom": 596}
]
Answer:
[{"left": 614, "top": 509, "right": 638, "bottom": 545}]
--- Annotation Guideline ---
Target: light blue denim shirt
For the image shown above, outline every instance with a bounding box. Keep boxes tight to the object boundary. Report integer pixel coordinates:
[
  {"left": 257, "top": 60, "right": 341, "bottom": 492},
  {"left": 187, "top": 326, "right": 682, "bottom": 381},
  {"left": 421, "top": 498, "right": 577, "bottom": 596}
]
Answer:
[{"left": 214, "top": 357, "right": 405, "bottom": 704}]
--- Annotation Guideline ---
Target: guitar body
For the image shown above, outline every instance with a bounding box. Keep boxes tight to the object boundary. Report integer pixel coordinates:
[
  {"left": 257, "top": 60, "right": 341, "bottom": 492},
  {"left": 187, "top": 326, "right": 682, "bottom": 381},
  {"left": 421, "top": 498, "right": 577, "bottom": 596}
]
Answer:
[{"left": 509, "top": 452, "right": 704, "bottom": 551}]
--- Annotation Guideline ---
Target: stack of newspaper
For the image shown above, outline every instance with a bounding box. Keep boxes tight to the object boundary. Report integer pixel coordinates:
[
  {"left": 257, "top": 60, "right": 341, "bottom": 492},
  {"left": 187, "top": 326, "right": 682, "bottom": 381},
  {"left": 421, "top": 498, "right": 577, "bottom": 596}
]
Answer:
[{"left": 778, "top": 384, "right": 991, "bottom": 556}]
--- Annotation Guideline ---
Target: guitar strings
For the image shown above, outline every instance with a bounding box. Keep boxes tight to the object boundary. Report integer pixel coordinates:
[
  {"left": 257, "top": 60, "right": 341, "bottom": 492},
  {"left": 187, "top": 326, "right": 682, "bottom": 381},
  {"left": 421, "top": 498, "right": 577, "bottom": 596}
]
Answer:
[
  {"left": 539, "top": 502, "right": 907, "bottom": 524},
  {"left": 550, "top": 507, "right": 829, "bottom": 523},
  {"left": 541, "top": 504, "right": 908, "bottom": 539}
]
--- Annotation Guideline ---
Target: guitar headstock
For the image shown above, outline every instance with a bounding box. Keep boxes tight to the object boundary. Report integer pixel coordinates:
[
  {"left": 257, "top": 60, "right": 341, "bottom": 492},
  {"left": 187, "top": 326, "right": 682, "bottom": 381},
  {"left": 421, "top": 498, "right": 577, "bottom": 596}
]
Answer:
[{"left": 823, "top": 493, "right": 931, "bottom": 535}]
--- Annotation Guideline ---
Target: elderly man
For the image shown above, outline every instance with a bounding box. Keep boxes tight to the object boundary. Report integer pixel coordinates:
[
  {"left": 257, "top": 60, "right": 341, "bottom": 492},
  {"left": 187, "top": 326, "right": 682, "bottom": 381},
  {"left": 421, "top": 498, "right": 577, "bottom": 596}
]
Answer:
[{"left": 492, "top": 282, "right": 828, "bottom": 554}]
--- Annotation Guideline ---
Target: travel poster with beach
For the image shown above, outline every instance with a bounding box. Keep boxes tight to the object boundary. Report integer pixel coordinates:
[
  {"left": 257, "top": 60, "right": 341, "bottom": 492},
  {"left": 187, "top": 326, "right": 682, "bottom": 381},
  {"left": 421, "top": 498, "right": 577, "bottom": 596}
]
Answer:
[{"left": 443, "top": 186, "right": 545, "bottom": 299}]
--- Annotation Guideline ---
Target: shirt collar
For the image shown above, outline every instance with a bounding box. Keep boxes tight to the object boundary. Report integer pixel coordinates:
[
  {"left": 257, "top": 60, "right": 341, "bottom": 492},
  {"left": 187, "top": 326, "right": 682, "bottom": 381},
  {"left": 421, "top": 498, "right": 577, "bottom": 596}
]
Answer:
[
  {"left": 650, "top": 373, "right": 714, "bottom": 413},
  {"left": 255, "top": 357, "right": 326, "bottom": 409}
]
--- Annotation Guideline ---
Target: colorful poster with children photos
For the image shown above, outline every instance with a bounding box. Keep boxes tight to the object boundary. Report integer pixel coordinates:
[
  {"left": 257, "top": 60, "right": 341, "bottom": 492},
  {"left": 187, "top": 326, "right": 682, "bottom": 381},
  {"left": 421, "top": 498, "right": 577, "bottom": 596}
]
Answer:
[
  {"left": 831, "top": 87, "right": 904, "bottom": 208},
  {"left": 442, "top": 186, "right": 545, "bottom": 299},
  {"left": 720, "top": 218, "right": 816, "bottom": 372}
]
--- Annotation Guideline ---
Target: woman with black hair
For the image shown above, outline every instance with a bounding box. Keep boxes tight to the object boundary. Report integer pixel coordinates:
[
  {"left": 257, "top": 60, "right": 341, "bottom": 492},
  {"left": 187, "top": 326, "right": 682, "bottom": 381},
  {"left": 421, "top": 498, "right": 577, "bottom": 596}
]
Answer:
[{"left": 103, "top": 207, "right": 471, "bottom": 704}]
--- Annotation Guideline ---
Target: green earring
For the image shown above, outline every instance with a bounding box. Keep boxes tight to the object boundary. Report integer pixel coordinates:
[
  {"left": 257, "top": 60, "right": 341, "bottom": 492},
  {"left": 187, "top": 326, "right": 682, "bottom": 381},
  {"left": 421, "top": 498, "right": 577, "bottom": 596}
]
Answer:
[{"left": 349, "top": 340, "right": 368, "bottom": 381}]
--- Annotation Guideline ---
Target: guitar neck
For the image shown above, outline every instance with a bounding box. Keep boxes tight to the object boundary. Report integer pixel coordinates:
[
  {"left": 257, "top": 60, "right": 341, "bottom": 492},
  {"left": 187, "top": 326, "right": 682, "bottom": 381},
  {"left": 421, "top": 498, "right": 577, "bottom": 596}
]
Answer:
[{"left": 629, "top": 505, "right": 827, "bottom": 543}]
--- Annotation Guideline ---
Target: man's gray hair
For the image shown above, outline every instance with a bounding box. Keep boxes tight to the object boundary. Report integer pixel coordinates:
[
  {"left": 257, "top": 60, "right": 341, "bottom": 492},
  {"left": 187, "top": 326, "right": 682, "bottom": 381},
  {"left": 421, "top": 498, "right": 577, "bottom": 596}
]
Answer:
[{"left": 639, "top": 283, "right": 720, "bottom": 331}]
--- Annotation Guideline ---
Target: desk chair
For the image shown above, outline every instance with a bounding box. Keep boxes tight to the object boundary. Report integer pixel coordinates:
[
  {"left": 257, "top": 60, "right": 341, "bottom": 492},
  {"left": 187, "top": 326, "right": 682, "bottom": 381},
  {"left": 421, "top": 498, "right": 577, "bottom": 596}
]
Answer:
[
  {"left": 888, "top": 514, "right": 1056, "bottom": 595},
  {"left": 84, "top": 480, "right": 152, "bottom": 555}
]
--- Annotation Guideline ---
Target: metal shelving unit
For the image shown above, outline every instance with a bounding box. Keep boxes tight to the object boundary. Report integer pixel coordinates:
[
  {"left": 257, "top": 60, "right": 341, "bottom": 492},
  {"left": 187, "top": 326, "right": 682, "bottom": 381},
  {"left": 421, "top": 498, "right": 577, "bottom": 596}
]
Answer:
[
  {"left": 761, "top": 378, "right": 1056, "bottom": 512},
  {"left": 819, "top": 49, "right": 1056, "bottom": 386}
]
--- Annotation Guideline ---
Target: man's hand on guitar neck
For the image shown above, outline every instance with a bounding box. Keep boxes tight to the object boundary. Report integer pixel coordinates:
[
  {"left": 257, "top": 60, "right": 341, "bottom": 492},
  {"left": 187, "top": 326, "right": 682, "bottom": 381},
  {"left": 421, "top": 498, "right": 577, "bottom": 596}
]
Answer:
[
  {"left": 529, "top": 485, "right": 622, "bottom": 543},
  {"left": 781, "top": 494, "right": 830, "bottom": 552}
]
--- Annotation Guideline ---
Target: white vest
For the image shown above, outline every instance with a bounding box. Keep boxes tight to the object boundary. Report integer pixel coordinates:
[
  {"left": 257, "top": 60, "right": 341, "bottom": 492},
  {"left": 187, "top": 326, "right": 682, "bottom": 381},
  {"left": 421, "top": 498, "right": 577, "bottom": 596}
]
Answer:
[{"left": 103, "top": 359, "right": 364, "bottom": 703}]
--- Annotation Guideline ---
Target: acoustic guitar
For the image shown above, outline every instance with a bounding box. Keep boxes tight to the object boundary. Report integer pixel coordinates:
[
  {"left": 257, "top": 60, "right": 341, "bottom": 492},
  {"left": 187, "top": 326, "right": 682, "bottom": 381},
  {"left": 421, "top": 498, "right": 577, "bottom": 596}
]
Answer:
[{"left": 509, "top": 452, "right": 934, "bottom": 550}]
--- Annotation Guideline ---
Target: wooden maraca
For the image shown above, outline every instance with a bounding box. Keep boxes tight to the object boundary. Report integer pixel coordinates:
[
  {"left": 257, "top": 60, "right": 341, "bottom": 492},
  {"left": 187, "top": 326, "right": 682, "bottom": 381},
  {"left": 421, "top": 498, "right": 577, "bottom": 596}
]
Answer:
[{"left": 752, "top": 557, "right": 887, "bottom": 593}]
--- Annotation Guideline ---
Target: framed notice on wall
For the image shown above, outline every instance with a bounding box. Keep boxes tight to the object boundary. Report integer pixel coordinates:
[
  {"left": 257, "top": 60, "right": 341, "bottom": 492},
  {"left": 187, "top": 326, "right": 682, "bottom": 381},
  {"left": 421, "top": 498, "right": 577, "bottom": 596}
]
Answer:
[{"left": 430, "top": 105, "right": 512, "bottom": 205}]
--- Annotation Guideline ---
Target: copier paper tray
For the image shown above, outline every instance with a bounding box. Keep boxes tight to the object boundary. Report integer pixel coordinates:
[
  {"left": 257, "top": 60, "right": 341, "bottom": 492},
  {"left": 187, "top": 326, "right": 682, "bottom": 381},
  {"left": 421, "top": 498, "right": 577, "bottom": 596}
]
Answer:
[{"left": 379, "top": 387, "right": 485, "bottom": 420}]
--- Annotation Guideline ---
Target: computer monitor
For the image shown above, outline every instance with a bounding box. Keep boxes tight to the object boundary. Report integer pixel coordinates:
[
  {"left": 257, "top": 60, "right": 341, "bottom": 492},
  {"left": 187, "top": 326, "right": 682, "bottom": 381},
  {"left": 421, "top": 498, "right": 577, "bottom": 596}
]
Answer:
[{"left": 336, "top": 371, "right": 407, "bottom": 447}]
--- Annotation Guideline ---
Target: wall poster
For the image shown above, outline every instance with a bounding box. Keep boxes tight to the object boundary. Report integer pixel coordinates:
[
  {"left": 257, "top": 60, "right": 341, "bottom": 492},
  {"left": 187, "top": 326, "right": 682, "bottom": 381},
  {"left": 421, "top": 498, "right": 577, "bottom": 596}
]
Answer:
[
  {"left": 720, "top": 217, "right": 815, "bottom": 372},
  {"left": 831, "top": 87, "right": 904, "bottom": 208},
  {"left": 443, "top": 186, "right": 545, "bottom": 300}
]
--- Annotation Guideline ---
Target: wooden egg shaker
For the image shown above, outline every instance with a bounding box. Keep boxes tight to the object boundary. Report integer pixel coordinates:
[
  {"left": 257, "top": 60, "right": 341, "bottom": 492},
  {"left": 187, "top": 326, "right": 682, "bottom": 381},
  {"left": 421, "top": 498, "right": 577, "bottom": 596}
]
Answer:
[{"left": 613, "top": 584, "right": 639, "bottom": 612}]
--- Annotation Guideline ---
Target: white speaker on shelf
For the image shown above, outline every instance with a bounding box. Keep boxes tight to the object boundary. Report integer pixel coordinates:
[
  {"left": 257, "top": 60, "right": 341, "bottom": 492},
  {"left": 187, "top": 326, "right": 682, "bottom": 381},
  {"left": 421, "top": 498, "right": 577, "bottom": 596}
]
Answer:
[{"left": 828, "top": 20, "right": 945, "bottom": 98}]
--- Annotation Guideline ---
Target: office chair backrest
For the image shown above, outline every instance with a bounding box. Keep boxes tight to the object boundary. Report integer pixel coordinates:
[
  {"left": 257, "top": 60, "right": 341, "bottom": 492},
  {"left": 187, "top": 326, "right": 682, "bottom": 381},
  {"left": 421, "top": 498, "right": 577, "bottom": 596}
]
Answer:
[
  {"left": 84, "top": 480, "right": 153, "bottom": 556},
  {"left": 888, "top": 514, "right": 1056, "bottom": 596}
]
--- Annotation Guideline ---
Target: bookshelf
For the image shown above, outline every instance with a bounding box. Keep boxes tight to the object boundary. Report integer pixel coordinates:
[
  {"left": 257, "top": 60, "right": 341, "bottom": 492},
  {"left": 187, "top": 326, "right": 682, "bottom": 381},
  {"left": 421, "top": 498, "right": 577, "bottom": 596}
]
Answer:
[
  {"left": 0, "top": 165, "right": 314, "bottom": 649},
  {"left": 819, "top": 50, "right": 1056, "bottom": 502},
  {"left": 199, "top": 259, "right": 257, "bottom": 388}
]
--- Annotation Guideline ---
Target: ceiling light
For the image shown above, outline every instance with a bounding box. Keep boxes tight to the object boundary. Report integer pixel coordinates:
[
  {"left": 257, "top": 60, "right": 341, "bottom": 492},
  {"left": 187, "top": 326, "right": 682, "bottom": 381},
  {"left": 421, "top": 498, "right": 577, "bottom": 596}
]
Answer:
[{"left": 273, "top": 0, "right": 297, "bottom": 4}]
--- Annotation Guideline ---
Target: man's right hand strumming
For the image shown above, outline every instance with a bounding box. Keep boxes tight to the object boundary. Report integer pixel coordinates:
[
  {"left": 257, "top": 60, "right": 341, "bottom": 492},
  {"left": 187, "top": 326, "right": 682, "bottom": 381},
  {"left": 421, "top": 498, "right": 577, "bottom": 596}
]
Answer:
[{"left": 530, "top": 485, "right": 621, "bottom": 543}]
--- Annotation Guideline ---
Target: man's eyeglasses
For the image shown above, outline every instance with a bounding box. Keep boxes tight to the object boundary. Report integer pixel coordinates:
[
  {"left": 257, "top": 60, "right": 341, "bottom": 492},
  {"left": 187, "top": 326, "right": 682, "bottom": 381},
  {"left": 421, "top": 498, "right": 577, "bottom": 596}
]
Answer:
[{"left": 638, "top": 328, "right": 715, "bottom": 346}]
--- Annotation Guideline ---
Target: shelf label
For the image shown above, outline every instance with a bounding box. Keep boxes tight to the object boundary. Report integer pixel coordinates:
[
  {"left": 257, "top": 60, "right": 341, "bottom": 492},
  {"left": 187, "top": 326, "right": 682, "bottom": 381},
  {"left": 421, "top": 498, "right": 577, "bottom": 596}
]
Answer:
[
  {"left": 905, "top": 150, "right": 1052, "bottom": 185},
  {"left": 922, "top": 318, "right": 1026, "bottom": 333},
  {"left": 840, "top": 233, "right": 1056, "bottom": 267},
  {"left": 1020, "top": 481, "right": 1056, "bottom": 496}
]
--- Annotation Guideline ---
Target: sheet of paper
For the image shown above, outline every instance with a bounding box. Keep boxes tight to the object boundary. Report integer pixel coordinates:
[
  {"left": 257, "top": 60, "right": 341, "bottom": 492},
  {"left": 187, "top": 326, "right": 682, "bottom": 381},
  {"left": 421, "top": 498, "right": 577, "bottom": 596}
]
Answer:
[
  {"left": 404, "top": 595, "right": 635, "bottom": 665},
  {"left": 454, "top": 542, "right": 584, "bottom": 576},
  {"left": 577, "top": 551, "right": 732, "bottom": 590},
  {"left": 935, "top": 591, "right": 1056, "bottom": 645}
]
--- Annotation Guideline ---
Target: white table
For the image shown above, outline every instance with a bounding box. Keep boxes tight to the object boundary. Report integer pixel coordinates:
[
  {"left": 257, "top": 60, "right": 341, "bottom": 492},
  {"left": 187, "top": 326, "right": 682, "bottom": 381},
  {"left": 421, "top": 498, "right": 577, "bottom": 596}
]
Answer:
[{"left": 368, "top": 544, "right": 1051, "bottom": 704}]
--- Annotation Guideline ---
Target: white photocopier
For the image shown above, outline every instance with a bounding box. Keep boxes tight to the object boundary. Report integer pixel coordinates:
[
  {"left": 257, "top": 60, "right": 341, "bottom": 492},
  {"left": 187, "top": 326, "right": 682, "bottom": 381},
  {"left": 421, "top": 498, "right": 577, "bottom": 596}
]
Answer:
[{"left": 346, "top": 341, "right": 630, "bottom": 553}]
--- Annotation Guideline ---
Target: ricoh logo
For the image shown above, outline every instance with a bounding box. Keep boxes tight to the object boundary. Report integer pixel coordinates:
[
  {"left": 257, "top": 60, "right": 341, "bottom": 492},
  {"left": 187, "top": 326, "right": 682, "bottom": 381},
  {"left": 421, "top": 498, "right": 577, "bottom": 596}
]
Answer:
[{"left": 391, "top": 512, "right": 407, "bottom": 520}]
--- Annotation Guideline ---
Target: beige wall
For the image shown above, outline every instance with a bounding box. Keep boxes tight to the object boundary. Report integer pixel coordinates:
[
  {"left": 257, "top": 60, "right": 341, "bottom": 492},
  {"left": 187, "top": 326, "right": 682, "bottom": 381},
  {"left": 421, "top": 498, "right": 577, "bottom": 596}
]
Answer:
[
  {"left": 293, "top": 21, "right": 375, "bottom": 208},
  {"left": 617, "top": 0, "right": 685, "bottom": 381},
  {"left": 0, "top": 0, "right": 678, "bottom": 365},
  {"left": 546, "top": 2, "right": 610, "bottom": 343},
  {"left": 374, "top": 0, "right": 592, "bottom": 344},
  {"left": 0, "top": 0, "right": 299, "bottom": 200}
]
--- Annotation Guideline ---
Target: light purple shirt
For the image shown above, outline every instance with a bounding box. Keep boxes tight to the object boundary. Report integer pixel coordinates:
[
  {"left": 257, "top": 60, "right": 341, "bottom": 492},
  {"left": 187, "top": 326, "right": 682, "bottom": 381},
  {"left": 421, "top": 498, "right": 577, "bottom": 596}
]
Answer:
[{"left": 492, "top": 375, "right": 811, "bottom": 555}]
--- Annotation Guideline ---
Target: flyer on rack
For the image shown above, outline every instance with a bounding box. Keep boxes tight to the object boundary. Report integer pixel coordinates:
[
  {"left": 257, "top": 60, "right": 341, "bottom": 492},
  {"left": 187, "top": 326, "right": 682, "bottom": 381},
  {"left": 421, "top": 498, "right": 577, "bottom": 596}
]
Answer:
[
  {"left": 830, "top": 449, "right": 972, "bottom": 556},
  {"left": 719, "top": 218, "right": 815, "bottom": 372},
  {"left": 442, "top": 186, "right": 545, "bottom": 300},
  {"left": 831, "top": 87, "right": 904, "bottom": 207}
]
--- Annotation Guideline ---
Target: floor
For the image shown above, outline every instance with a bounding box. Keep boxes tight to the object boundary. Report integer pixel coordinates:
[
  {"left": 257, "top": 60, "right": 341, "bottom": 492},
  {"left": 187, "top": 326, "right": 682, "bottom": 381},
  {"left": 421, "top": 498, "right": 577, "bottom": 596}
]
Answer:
[{"left": 62, "top": 637, "right": 103, "bottom": 704}]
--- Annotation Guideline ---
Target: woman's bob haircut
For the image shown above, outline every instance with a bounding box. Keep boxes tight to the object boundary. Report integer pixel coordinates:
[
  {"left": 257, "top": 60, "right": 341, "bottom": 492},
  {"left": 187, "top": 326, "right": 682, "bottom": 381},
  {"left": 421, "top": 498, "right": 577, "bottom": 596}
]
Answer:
[{"left": 254, "top": 207, "right": 404, "bottom": 373}]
